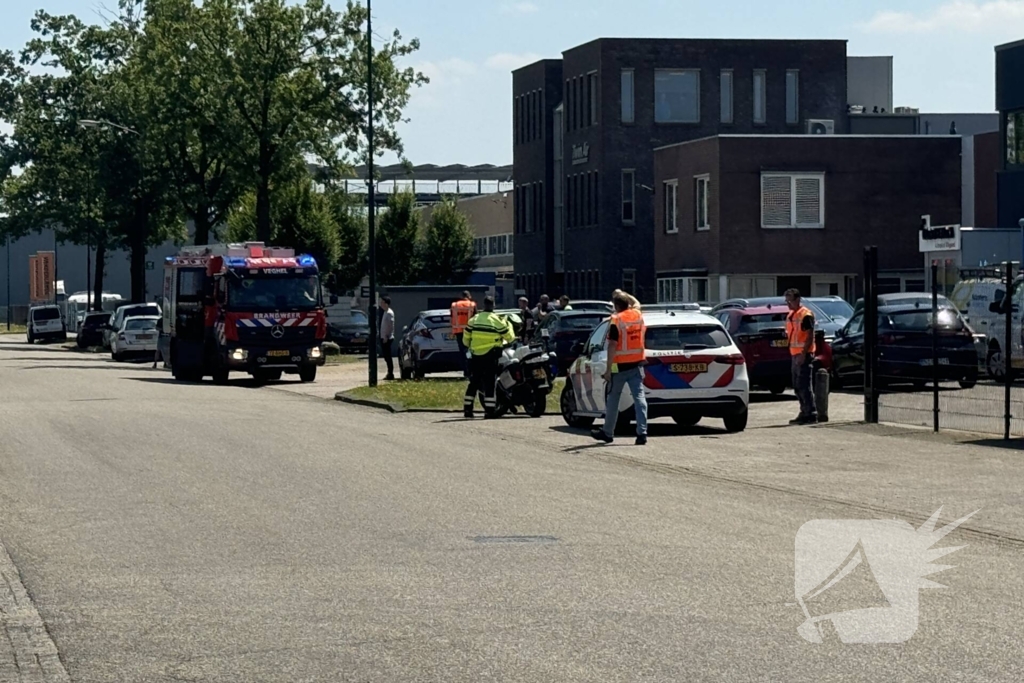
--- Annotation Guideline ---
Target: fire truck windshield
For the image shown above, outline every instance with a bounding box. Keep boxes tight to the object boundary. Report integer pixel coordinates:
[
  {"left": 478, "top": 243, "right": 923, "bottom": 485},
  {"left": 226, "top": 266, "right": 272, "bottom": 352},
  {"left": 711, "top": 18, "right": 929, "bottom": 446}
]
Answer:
[{"left": 228, "top": 274, "right": 321, "bottom": 311}]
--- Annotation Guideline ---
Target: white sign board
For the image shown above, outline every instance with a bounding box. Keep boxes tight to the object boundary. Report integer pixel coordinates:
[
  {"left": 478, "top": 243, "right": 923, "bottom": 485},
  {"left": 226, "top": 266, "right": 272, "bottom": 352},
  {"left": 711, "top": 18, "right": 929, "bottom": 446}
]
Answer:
[{"left": 919, "top": 224, "right": 960, "bottom": 253}]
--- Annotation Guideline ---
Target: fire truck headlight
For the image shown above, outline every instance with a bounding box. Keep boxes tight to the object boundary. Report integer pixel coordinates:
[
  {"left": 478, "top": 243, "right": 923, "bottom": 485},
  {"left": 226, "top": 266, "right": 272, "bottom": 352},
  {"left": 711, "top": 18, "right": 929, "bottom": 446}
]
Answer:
[
  {"left": 308, "top": 346, "right": 322, "bottom": 359},
  {"left": 230, "top": 348, "right": 248, "bottom": 361}
]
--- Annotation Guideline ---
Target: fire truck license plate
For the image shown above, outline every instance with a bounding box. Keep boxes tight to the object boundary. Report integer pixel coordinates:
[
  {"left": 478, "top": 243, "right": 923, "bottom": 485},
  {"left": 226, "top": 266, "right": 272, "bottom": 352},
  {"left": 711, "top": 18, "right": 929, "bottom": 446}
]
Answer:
[
  {"left": 671, "top": 363, "right": 708, "bottom": 373},
  {"left": 267, "top": 350, "right": 290, "bottom": 357}
]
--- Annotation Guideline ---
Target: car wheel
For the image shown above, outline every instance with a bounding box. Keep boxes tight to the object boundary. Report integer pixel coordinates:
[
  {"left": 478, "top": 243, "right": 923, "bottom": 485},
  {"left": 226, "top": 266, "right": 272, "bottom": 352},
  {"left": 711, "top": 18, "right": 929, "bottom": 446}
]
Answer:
[
  {"left": 526, "top": 397, "right": 546, "bottom": 418},
  {"left": 413, "top": 365, "right": 425, "bottom": 381},
  {"left": 768, "top": 383, "right": 786, "bottom": 396},
  {"left": 987, "top": 343, "right": 1006, "bottom": 381},
  {"left": 672, "top": 414, "right": 701, "bottom": 427},
  {"left": 400, "top": 363, "right": 412, "bottom": 380},
  {"left": 723, "top": 409, "right": 749, "bottom": 433},
  {"left": 560, "top": 383, "right": 594, "bottom": 429},
  {"left": 111, "top": 349, "right": 121, "bottom": 362},
  {"left": 299, "top": 366, "right": 317, "bottom": 383},
  {"left": 26, "top": 332, "right": 33, "bottom": 344},
  {"left": 212, "top": 367, "right": 230, "bottom": 385},
  {"left": 959, "top": 373, "right": 978, "bottom": 390}
]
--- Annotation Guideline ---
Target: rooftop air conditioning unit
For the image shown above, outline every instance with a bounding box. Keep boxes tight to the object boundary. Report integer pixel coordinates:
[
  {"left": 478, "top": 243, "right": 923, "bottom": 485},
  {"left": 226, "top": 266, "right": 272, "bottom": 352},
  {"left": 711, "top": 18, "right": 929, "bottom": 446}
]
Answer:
[
  {"left": 806, "top": 119, "right": 835, "bottom": 135},
  {"left": 894, "top": 106, "right": 920, "bottom": 114}
]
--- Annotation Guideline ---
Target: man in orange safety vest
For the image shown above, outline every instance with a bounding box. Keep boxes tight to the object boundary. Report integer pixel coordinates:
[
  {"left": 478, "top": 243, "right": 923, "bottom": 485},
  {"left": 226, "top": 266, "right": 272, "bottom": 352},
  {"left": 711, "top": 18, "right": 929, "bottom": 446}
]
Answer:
[
  {"left": 785, "top": 288, "right": 817, "bottom": 425},
  {"left": 592, "top": 289, "right": 649, "bottom": 446},
  {"left": 450, "top": 291, "right": 477, "bottom": 377}
]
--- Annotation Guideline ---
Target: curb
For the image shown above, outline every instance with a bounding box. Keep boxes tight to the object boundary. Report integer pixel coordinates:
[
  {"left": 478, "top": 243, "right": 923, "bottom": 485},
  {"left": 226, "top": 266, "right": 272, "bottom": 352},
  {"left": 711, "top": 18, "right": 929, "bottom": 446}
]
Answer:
[{"left": 333, "top": 392, "right": 459, "bottom": 414}]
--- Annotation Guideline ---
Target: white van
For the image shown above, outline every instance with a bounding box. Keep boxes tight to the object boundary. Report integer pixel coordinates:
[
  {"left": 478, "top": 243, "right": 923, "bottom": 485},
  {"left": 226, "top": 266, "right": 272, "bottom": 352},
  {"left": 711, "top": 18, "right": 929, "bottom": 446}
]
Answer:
[
  {"left": 950, "top": 274, "right": 1024, "bottom": 380},
  {"left": 27, "top": 305, "right": 67, "bottom": 344}
]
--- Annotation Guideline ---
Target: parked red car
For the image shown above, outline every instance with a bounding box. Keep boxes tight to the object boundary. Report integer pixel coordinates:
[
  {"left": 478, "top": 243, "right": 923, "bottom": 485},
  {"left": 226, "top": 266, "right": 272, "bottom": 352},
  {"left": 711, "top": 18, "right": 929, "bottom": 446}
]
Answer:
[{"left": 714, "top": 306, "right": 792, "bottom": 394}]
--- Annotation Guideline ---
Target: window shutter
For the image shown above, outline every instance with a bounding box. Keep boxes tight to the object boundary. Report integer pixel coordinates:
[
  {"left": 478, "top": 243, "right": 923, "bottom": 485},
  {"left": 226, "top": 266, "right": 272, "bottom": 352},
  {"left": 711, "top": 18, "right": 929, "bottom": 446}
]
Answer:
[
  {"left": 794, "top": 177, "right": 821, "bottom": 227},
  {"left": 762, "top": 176, "right": 792, "bottom": 227}
]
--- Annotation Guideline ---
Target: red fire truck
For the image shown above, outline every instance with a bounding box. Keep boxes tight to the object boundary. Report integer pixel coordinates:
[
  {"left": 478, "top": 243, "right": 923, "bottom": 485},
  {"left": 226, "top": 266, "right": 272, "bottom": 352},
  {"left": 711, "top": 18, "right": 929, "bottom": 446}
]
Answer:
[{"left": 161, "top": 242, "right": 327, "bottom": 384}]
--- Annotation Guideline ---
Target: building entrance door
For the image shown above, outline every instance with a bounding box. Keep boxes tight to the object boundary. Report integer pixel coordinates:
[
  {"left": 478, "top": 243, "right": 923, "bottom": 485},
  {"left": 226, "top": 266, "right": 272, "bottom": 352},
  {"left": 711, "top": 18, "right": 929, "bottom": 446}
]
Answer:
[{"left": 776, "top": 276, "right": 811, "bottom": 297}]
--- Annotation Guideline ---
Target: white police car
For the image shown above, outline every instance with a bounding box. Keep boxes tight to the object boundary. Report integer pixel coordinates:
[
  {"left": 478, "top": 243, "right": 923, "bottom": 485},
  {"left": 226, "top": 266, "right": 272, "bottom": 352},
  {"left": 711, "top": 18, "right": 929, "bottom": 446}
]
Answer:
[{"left": 560, "top": 310, "right": 751, "bottom": 433}]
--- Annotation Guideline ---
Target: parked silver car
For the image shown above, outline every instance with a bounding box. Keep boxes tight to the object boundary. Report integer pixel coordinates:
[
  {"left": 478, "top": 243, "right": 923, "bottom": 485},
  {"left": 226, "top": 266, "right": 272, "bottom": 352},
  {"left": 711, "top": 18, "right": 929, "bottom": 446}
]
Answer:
[{"left": 397, "top": 310, "right": 460, "bottom": 379}]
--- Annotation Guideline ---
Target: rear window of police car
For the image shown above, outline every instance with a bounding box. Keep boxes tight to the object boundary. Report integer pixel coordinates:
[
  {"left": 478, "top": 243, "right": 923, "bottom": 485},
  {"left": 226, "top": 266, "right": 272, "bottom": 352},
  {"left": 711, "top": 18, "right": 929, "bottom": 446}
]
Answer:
[
  {"left": 647, "top": 325, "right": 731, "bottom": 351},
  {"left": 32, "top": 308, "right": 61, "bottom": 321}
]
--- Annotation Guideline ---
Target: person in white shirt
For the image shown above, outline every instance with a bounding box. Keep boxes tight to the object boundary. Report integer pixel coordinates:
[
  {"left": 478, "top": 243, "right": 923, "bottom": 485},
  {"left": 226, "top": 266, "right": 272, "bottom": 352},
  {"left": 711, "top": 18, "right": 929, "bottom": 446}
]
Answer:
[{"left": 379, "top": 296, "right": 396, "bottom": 380}]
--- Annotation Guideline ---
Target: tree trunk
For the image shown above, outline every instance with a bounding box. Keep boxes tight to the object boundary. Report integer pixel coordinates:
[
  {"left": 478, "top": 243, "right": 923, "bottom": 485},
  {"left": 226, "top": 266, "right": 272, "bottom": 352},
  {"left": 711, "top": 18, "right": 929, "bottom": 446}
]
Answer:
[
  {"left": 256, "top": 174, "right": 272, "bottom": 243},
  {"left": 129, "top": 211, "right": 148, "bottom": 303},
  {"left": 193, "top": 209, "right": 211, "bottom": 246},
  {"left": 92, "top": 241, "right": 106, "bottom": 312}
]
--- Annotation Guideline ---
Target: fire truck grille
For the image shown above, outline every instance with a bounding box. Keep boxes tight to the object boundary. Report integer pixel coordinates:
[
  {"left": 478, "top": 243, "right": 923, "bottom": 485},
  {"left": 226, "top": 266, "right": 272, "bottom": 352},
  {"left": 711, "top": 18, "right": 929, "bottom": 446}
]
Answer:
[{"left": 236, "top": 326, "right": 318, "bottom": 344}]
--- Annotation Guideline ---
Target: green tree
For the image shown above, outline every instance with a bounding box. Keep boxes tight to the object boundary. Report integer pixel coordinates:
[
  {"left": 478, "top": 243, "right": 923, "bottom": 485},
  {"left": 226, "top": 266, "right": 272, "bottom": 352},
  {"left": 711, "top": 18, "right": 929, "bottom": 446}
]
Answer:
[
  {"left": 325, "top": 188, "right": 367, "bottom": 294},
  {"left": 419, "top": 198, "right": 477, "bottom": 285},
  {"left": 136, "top": 0, "right": 243, "bottom": 246},
  {"left": 199, "top": 0, "right": 426, "bottom": 242},
  {"left": 376, "top": 190, "right": 420, "bottom": 286},
  {"left": 226, "top": 173, "right": 341, "bottom": 275}
]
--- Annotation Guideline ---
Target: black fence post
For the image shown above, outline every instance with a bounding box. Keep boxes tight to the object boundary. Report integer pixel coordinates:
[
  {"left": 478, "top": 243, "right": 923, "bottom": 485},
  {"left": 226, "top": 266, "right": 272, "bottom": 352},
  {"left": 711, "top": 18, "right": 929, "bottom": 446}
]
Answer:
[
  {"left": 864, "top": 246, "right": 879, "bottom": 424},
  {"left": 931, "top": 263, "right": 939, "bottom": 432},
  {"left": 1005, "top": 261, "right": 1014, "bottom": 441}
]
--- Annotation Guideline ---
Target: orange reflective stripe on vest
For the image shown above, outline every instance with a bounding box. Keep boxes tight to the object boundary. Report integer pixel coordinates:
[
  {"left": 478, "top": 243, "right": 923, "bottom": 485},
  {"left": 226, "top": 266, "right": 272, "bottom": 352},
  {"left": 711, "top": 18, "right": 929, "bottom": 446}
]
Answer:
[
  {"left": 450, "top": 300, "right": 476, "bottom": 333},
  {"left": 786, "top": 306, "right": 816, "bottom": 356},
  {"left": 612, "top": 309, "right": 646, "bottom": 364}
]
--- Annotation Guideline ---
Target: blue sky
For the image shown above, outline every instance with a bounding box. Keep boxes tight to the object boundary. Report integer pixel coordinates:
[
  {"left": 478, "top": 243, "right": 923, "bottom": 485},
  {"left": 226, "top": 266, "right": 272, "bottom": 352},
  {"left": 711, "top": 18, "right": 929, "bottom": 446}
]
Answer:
[{"left": 2, "top": 0, "right": 1022, "bottom": 167}]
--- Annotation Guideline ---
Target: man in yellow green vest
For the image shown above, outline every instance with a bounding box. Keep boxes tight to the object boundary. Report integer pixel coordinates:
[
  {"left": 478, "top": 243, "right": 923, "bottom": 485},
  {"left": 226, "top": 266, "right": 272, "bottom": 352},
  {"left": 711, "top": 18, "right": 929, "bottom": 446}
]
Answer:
[{"left": 463, "top": 296, "right": 515, "bottom": 418}]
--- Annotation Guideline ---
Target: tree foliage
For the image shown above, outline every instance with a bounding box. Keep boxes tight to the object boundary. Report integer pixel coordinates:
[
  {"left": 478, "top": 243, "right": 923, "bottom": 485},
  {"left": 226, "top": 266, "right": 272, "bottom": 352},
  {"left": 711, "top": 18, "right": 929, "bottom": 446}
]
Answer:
[
  {"left": 419, "top": 198, "right": 476, "bottom": 285},
  {"left": 375, "top": 190, "right": 420, "bottom": 286},
  {"left": 326, "top": 189, "right": 367, "bottom": 294}
]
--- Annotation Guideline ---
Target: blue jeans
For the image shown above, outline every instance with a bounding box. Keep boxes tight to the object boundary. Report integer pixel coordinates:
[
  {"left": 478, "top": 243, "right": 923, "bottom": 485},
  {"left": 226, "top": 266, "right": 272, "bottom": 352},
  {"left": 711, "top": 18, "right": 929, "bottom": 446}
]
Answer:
[{"left": 603, "top": 367, "right": 648, "bottom": 437}]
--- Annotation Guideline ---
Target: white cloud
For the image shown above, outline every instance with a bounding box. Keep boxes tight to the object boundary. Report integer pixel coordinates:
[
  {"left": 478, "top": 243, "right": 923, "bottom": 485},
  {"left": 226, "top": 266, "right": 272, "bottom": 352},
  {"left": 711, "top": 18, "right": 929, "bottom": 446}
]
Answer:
[
  {"left": 485, "top": 52, "right": 544, "bottom": 71},
  {"left": 500, "top": 2, "right": 539, "bottom": 14},
  {"left": 862, "top": 0, "right": 1024, "bottom": 34},
  {"left": 415, "top": 58, "right": 478, "bottom": 87}
]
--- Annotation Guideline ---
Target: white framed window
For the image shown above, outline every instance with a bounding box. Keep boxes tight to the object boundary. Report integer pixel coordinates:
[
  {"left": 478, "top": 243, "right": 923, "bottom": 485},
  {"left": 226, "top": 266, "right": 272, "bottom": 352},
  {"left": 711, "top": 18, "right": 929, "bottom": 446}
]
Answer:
[
  {"left": 695, "top": 175, "right": 710, "bottom": 231},
  {"left": 621, "top": 69, "right": 634, "bottom": 123},
  {"left": 753, "top": 69, "right": 766, "bottom": 124},
  {"left": 655, "top": 69, "right": 700, "bottom": 123},
  {"left": 621, "top": 169, "right": 635, "bottom": 224},
  {"left": 786, "top": 70, "right": 799, "bottom": 125},
  {"left": 720, "top": 70, "right": 733, "bottom": 124},
  {"left": 663, "top": 180, "right": 678, "bottom": 234},
  {"left": 657, "top": 277, "right": 709, "bottom": 303},
  {"left": 761, "top": 173, "right": 824, "bottom": 229}
]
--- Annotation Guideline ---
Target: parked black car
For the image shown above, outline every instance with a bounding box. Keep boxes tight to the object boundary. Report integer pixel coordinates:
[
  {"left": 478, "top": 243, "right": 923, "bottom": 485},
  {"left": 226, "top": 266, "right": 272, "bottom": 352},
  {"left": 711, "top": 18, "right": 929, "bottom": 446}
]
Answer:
[
  {"left": 76, "top": 311, "right": 111, "bottom": 349},
  {"left": 832, "top": 294, "right": 979, "bottom": 389},
  {"left": 327, "top": 309, "right": 371, "bottom": 351},
  {"left": 533, "top": 310, "right": 608, "bottom": 376}
]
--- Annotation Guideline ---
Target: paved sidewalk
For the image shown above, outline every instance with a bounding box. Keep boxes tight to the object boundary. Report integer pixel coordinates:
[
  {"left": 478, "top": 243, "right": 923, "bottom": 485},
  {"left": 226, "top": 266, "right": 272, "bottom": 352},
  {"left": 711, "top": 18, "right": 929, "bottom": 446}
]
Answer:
[{"left": 0, "top": 539, "right": 69, "bottom": 682}]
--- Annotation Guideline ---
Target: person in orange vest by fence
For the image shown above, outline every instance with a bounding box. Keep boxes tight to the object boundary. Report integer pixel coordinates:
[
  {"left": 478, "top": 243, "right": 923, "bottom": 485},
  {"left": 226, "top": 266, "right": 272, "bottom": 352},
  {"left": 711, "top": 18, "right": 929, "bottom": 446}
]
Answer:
[
  {"left": 785, "top": 288, "right": 817, "bottom": 425},
  {"left": 592, "top": 289, "right": 649, "bottom": 446},
  {"left": 450, "top": 291, "right": 477, "bottom": 378}
]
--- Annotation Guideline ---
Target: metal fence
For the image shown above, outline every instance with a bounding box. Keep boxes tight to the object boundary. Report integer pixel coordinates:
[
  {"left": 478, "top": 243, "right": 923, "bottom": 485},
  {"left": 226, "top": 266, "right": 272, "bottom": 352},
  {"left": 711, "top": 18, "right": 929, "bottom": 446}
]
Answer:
[{"left": 863, "top": 247, "right": 1024, "bottom": 439}]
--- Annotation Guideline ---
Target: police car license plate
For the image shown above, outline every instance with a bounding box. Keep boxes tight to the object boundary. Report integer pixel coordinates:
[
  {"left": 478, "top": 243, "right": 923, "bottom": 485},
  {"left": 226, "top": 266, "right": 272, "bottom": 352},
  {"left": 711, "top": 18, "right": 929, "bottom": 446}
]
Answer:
[
  {"left": 771, "top": 339, "right": 789, "bottom": 348},
  {"left": 671, "top": 363, "right": 708, "bottom": 373},
  {"left": 137, "top": 334, "right": 153, "bottom": 340},
  {"left": 267, "top": 349, "right": 289, "bottom": 357}
]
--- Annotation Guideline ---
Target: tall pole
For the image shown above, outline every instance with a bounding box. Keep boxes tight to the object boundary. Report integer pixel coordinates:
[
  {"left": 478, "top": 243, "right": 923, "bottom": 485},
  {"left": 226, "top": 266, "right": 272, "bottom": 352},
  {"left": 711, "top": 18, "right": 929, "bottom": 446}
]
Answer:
[
  {"left": 5, "top": 233, "right": 10, "bottom": 331},
  {"left": 86, "top": 236, "right": 91, "bottom": 314},
  {"left": 366, "top": 0, "right": 378, "bottom": 387}
]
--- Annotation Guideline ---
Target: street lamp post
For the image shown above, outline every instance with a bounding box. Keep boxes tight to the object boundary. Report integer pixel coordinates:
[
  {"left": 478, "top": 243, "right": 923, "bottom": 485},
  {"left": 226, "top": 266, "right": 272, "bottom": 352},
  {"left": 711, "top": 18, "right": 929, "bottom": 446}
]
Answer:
[
  {"left": 366, "top": 0, "right": 378, "bottom": 387},
  {"left": 1019, "top": 218, "right": 1024, "bottom": 277}
]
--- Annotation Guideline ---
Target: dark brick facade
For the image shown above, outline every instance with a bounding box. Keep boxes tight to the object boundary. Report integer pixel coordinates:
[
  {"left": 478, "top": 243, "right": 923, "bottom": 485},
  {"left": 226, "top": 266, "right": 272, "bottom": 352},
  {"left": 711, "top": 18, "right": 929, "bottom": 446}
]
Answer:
[
  {"left": 513, "top": 38, "right": 849, "bottom": 303},
  {"left": 653, "top": 135, "right": 962, "bottom": 298}
]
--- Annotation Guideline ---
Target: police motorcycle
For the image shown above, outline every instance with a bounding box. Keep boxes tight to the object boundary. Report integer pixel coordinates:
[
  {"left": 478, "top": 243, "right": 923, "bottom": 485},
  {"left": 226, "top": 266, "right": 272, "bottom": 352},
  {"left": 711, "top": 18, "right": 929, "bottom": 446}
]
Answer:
[{"left": 492, "top": 340, "right": 556, "bottom": 418}]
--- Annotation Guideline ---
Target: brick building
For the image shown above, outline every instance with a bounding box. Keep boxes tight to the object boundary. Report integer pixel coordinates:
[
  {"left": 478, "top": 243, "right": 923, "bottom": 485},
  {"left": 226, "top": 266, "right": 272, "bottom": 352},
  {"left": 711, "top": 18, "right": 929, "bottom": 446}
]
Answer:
[
  {"left": 652, "top": 135, "right": 963, "bottom": 303},
  {"left": 512, "top": 38, "right": 851, "bottom": 303},
  {"left": 418, "top": 191, "right": 514, "bottom": 278}
]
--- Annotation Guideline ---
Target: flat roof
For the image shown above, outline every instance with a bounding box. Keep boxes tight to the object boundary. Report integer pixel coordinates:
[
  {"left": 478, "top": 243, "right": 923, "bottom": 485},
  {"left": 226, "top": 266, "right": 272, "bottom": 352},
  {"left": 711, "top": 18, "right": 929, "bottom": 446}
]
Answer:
[
  {"left": 996, "top": 38, "right": 1024, "bottom": 52},
  {"left": 654, "top": 134, "right": 964, "bottom": 152}
]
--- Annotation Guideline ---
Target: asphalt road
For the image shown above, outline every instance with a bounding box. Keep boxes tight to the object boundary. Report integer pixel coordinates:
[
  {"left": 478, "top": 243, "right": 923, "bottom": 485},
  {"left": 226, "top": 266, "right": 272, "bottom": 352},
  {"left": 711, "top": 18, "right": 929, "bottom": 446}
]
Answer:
[{"left": 2, "top": 335, "right": 1024, "bottom": 682}]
